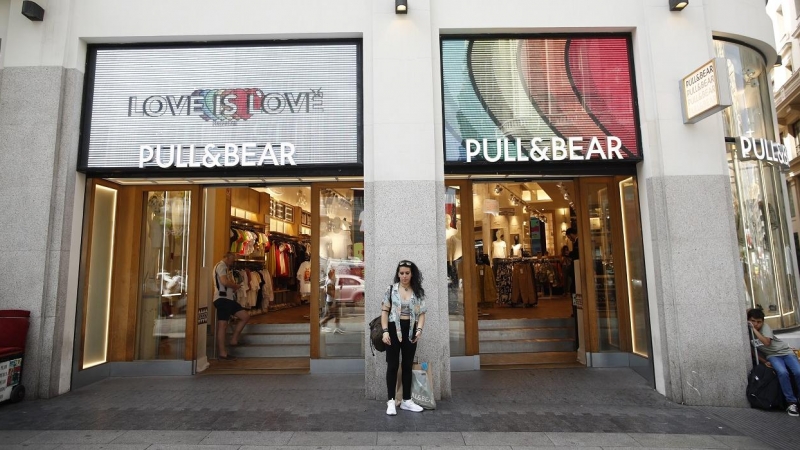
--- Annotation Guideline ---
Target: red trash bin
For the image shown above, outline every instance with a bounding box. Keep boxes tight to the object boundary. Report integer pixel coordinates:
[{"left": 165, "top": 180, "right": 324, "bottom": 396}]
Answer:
[{"left": 0, "top": 310, "right": 30, "bottom": 403}]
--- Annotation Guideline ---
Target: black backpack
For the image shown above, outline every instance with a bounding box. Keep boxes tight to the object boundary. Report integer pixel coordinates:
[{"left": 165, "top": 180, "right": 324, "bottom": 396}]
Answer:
[
  {"left": 368, "top": 285, "right": 393, "bottom": 355},
  {"left": 746, "top": 363, "right": 784, "bottom": 410}
]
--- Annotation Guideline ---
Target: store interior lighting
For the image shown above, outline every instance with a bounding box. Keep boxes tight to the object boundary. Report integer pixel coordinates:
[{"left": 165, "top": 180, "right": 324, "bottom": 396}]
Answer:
[
  {"left": 669, "top": 0, "right": 688, "bottom": 11},
  {"left": 395, "top": 0, "right": 407, "bottom": 14}
]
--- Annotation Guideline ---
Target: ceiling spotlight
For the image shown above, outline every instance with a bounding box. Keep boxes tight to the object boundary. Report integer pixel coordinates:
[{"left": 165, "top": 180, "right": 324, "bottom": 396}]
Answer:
[
  {"left": 669, "top": 0, "right": 688, "bottom": 11},
  {"left": 494, "top": 185, "right": 503, "bottom": 195},
  {"left": 396, "top": 0, "right": 407, "bottom": 14}
]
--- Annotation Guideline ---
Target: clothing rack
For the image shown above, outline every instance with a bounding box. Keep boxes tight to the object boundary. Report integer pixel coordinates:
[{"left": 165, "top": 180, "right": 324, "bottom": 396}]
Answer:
[
  {"left": 232, "top": 258, "right": 266, "bottom": 266},
  {"left": 269, "top": 230, "right": 298, "bottom": 241},
  {"left": 230, "top": 218, "right": 266, "bottom": 231}
]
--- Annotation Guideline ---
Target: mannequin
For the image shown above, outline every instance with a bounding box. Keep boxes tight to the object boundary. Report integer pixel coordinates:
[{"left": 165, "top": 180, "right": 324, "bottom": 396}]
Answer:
[
  {"left": 511, "top": 236, "right": 522, "bottom": 257},
  {"left": 491, "top": 230, "right": 507, "bottom": 259},
  {"left": 319, "top": 218, "right": 334, "bottom": 258},
  {"left": 446, "top": 215, "right": 463, "bottom": 262}
]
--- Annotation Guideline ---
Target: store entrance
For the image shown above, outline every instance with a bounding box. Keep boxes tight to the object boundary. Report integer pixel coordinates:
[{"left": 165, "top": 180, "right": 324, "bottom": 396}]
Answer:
[
  {"left": 200, "top": 186, "right": 313, "bottom": 373},
  {"left": 447, "top": 177, "right": 652, "bottom": 381},
  {"left": 72, "top": 180, "right": 366, "bottom": 385},
  {"left": 201, "top": 184, "right": 366, "bottom": 373},
  {"left": 457, "top": 180, "right": 579, "bottom": 368}
]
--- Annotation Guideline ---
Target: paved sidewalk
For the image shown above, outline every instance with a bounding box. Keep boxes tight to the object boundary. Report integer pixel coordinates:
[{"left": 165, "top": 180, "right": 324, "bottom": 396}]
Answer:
[
  {"left": 0, "top": 430, "right": 774, "bottom": 450},
  {"left": 0, "top": 368, "right": 792, "bottom": 449}
]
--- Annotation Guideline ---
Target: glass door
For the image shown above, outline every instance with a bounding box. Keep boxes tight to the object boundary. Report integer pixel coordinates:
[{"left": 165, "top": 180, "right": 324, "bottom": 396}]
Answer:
[
  {"left": 582, "top": 179, "right": 621, "bottom": 351},
  {"left": 312, "top": 184, "right": 365, "bottom": 359},
  {"left": 135, "top": 190, "right": 193, "bottom": 360},
  {"left": 576, "top": 176, "right": 651, "bottom": 369}
]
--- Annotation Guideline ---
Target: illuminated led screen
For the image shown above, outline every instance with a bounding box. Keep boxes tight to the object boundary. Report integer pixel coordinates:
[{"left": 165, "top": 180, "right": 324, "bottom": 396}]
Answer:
[
  {"left": 442, "top": 37, "right": 640, "bottom": 164},
  {"left": 83, "top": 42, "right": 361, "bottom": 171}
]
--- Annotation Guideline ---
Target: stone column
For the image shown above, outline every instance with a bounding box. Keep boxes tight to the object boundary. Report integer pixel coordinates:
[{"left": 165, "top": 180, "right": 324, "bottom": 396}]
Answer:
[
  {"left": 364, "top": 0, "right": 452, "bottom": 401},
  {"left": 0, "top": 0, "right": 84, "bottom": 398},
  {"left": 636, "top": 5, "right": 752, "bottom": 407}
]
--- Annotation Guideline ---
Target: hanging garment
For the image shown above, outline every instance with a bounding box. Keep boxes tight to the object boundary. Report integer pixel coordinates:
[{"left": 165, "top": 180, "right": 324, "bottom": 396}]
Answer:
[
  {"left": 509, "top": 262, "right": 537, "bottom": 306},
  {"left": 297, "top": 261, "right": 311, "bottom": 294},
  {"left": 276, "top": 243, "right": 291, "bottom": 277},
  {"left": 260, "top": 269, "right": 274, "bottom": 304},
  {"left": 494, "top": 260, "right": 513, "bottom": 304},
  {"left": 234, "top": 270, "right": 248, "bottom": 307},
  {"left": 247, "top": 270, "right": 260, "bottom": 307},
  {"left": 476, "top": 263, "right": 497, "bottom": 303}
]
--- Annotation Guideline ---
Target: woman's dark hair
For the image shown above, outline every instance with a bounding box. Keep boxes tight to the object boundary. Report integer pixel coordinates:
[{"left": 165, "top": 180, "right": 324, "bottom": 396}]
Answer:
[{"left": 394, "top": 260, "right": 425, "bottom": 299}]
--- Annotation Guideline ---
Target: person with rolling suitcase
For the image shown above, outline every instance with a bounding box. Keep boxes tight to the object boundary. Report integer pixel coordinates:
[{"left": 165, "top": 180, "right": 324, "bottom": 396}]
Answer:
[{"left": 747, "top": 308, "right": 800, "bottom": 416}]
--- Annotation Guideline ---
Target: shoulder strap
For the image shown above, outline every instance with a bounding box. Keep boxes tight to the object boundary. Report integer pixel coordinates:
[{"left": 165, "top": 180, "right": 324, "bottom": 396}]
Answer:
[{"left": 386, "top": 284, "right": 393, "bottom": 312}]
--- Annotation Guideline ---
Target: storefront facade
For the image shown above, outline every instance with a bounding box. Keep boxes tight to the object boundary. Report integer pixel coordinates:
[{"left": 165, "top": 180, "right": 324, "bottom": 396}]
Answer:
[{"left": 0, "top": 0, "right": 783, "bottom": 407}]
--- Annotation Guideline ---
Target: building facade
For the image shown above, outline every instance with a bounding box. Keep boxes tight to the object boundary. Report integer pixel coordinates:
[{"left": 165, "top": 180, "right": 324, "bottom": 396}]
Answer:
[
  {"left": 0, "top": 0, "right": 787, "bottom": 408},
  {"left": 767, "top": 0, "right": 800, "bottom": 321}
]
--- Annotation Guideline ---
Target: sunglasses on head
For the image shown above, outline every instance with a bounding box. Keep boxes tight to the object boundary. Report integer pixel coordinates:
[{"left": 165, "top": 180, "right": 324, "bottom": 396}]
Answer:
[{"left": 399, "top": 261, "right": 412, "bottom": 267}]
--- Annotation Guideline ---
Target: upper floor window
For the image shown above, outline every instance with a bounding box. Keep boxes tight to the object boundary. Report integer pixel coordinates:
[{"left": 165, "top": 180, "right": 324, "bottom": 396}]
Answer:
[{"left": 777, "top": 7, "right": 788, "bottom": 39}]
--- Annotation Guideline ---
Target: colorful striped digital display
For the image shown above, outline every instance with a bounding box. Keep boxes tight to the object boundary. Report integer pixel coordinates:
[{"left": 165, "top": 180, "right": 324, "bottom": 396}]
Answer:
[{"left": 442, "top": 37, "right": 640, "bottom": 163}]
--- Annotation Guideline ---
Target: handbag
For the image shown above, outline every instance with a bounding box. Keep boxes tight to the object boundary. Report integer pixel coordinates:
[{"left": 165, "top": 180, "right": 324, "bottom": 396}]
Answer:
[{"left": 369, "top": 285, "right": 393, "bottom": 355}]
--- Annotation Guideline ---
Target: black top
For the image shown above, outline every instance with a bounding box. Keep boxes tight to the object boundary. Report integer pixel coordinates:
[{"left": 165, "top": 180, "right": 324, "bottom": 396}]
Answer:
[{"left": 569, "top": 239, "right": 579, "bottom": 260}]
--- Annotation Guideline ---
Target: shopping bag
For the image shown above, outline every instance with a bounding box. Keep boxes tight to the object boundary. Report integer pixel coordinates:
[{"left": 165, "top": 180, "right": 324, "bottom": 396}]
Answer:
[
  {"left": 394, "top": 366, "right": 403, "bottom": 406},
  {"left": 411, "top": 362, "right": 436, "bottom": 409}
]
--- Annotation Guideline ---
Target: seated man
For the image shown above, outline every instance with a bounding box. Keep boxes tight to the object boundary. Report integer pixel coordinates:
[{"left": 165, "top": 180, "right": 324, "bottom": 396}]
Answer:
[{"left": 748, "top": 308, "right": 800, "bottom": 416}]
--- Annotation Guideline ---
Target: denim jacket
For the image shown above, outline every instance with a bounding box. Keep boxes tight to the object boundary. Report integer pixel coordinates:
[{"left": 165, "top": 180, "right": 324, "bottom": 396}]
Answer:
[{"left": 382, "top": 283, "right": 428, "bottom": 341}]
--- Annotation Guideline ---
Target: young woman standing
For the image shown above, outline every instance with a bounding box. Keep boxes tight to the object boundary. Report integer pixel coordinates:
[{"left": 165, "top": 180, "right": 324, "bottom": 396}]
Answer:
[{"left": 381, "top": 260, "right": 427, "bottom": 415}]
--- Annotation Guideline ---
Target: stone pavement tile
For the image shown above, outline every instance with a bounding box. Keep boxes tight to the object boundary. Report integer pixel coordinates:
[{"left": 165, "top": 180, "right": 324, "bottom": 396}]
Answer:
[
  {"left": 288, "top": 432, "right": 377, "bottom": 446},
  {"left": 512, "top": 448, "right": 600, "bottom": 450},
  {"left": 147, "top": 446, "right": 240, "bottom": 450},
  {"left": 328, "top": 447, "right": 420, "bottom": 450},
  {"left": 24, "top": 431, "right": 126, "bottom": 444},
  {"left": 545, "top": 433, "right": 640, "bottom": 447},
  {"left": 711, "top": 435, "right": 774, "bottom": 450},
  {"left": 200, "top": 431, "right": 294, "bottom": 445},
  {"left": 0, "top": 446, "right": 59, "bottom": 450},
  {"left": 0, "top": 430, "right": 43, "bottom": 444},
  {"left": 462, "top": 432, "right": 554, "bottom": 446},
  {"left": 55, "top": 445, "right": 149, "bottom": 450},
  {"left": 111, "top": 430, "right": 211, "bottom": 444},
  {"left": 209, "top": 414, "right": 270, "bottom": 431},
  {"left": 378, "top": 432, "right": 465, "bottom": 446},
  {"left": 420, "top": 447, "right": 512, "bottom": 450},
  {"left": 629, "top": 434, "right": 729, "bottom": 448},
  {"left": 240, "top": 447, "right": 332, "bottom": 450}
]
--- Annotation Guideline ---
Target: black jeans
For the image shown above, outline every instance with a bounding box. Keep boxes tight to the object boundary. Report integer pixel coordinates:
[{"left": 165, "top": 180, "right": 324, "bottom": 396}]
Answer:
[{"left": 386, "top": 319, "right": 417, "bottom": 401}]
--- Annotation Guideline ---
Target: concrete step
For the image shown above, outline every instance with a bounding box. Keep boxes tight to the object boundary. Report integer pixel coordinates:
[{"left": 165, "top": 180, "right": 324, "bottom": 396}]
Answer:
[
  {"left": 240, "top": 323, "right": 310, "bottom": 333},
  {"left": 319, "top": 330, "right": 364, "bottom": 344},
  {"left": 233, "top": 333, "right": 310, "bottom": 345},
  {"left": 478, "top": 318, "right": 573, "bottom": 329},
  {"left": 480, "top": 351, "right": 580, "bottom": 368},
  {"left": 320, "top": 343, "right": 365, "bottom": 358},
  {"left": 480, "top": 338, "right": 576, "bottom": 354},
  {"left": 479, "top": 327, "right": 575, "bottom": 341},
  {"left": 230, "top": 344, "right": 310, "bottom": 358}
]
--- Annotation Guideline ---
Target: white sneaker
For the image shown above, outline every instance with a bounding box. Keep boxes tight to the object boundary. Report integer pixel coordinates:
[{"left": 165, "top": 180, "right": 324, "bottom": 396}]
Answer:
[
  {"left": 320, "top": 327, "right": 332, "bottom": 333},
  {"left": 386, "top": 399, "right": 397, "bottom": 415},
  {"left": 334, "top": 328, "right": 345, "bottom": 334},
  {"left": 400, "top": 399, "right": 423, "bottom": 412}
]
